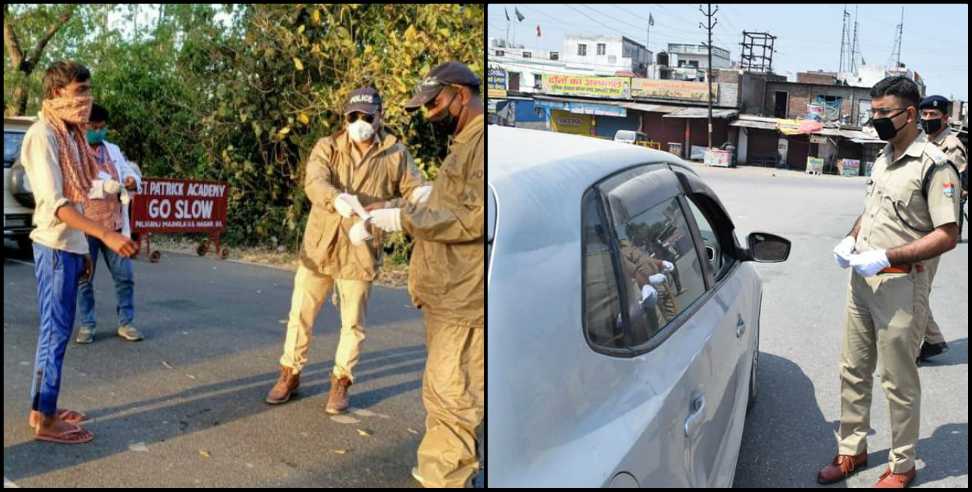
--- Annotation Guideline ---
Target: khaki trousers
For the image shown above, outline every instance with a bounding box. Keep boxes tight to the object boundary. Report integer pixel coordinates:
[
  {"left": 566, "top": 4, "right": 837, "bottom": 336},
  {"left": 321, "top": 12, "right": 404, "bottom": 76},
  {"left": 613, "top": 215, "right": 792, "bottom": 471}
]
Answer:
[
  {"left": 920, "top": 257, "right": 945, "bottom": 344},
  {"left": 415, "top": 312, "right": 485, "bottom": 488},
  {"left": 838, "top": 268, "right": 929, "bottom": 473},
  {"left": 279, "top": 263, "right": 371, "bottom": 382}
]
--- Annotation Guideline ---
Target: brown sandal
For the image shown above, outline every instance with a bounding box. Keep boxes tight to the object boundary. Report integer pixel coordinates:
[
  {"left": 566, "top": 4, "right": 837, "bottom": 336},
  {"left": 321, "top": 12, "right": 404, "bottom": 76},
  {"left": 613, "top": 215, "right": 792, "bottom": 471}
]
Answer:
[{"left": 34, "top": 424, "right": 94, "bottom": 444}]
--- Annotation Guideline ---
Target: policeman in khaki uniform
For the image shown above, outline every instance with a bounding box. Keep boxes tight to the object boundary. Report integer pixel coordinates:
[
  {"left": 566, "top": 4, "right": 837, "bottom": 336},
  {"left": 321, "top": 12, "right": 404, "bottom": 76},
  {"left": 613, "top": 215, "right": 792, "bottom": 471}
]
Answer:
[
  {"left": 265, "top": 87, "right": 429, "bottom": 414},
  {"left": 915, "top": 94, "right": 967, "bottom": 362},
  {"left": 821, "top": 77, "right": 961, "bottom": 488},
  {"left": 619, "top": 241, "right": 678, "bottom": 324},
  {"left": 368, "top": 61, "right": 484, "bottom": 488}
]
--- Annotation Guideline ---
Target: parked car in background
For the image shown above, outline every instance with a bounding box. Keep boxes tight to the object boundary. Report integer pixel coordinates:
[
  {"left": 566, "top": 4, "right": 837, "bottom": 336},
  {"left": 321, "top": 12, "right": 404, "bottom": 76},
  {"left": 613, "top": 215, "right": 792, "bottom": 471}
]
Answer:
[
  {"left": 487, "top": 126, "right": 791, "bottom": 487},
  {"left": 613, "top": 129, "right": 649, "bottom": 146},
  {"left": 4, "top": 116, "right": 36, "bottom": 251}
]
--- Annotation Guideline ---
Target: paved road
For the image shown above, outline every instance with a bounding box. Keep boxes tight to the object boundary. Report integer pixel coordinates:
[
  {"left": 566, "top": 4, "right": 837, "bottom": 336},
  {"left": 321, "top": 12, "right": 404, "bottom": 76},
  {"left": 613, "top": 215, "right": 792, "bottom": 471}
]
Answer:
[
  {"left": 3, "top": 246, "right": 432, "bottom": 487},
  {"left": 685, "top": 165, "right": 968, "bottom": 488}
]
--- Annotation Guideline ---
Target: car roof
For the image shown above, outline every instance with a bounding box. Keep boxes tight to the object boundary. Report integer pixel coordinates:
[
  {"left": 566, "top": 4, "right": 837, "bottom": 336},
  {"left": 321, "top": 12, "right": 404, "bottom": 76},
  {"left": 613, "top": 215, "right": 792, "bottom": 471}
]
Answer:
[
  {"left": 487, "top": 125, "right": 699, "bottom": 253},
  {"left": 488, "top": 125, "right": 693, "bottom": 195},
  {"left": 4, "top": 115, "right": 37, "bottom": 132}
]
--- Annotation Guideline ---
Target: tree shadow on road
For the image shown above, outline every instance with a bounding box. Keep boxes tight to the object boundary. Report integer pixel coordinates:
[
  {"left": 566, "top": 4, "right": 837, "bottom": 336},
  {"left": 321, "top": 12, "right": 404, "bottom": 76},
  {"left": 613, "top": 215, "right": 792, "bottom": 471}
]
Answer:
[{"left": 3, "top": 344, "right": 427, "bottom": 483}]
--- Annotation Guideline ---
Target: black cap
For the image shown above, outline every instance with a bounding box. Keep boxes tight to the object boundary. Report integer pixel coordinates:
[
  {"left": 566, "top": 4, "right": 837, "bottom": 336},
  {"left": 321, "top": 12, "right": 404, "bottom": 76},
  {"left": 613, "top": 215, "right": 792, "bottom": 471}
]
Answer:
[
  {"left": 344, "top": 86, "right": 382, "bottom": 115},
  {"left": 919, "top": 95, "right": 950, "bottom": 113},
  {"left": 404, "top": 61, "right": 481, "bottom": 112}
]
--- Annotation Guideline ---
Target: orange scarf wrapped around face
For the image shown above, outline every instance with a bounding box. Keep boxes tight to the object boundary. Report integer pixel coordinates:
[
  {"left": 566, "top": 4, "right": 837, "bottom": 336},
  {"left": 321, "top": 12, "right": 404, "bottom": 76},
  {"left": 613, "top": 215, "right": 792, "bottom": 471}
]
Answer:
[{"left": 41, "top": 96, "right": 121, "bottom": 230}]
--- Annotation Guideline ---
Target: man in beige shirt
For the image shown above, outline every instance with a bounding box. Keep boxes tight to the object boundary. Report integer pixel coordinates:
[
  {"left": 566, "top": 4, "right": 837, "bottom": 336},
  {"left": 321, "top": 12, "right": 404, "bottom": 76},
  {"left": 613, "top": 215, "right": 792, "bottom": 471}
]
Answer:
[
  {"left": 369, "top": 61, "right": 485, "bottom": 488},
  {"left": 21, "top": 60, "right": 137, "bottom": 445},
  {"left": 822, "top": 76, "right": 960, "bottom": 488},
  {"left": 264, "top": 87, "right": 428, "bottom": 414}
]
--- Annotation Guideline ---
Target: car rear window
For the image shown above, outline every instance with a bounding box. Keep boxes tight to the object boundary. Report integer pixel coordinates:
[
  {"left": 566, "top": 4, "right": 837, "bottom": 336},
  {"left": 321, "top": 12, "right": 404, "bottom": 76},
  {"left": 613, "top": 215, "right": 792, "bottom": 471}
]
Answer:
[
  {"left": 607, "top": 195, "right": 706, "bottom": 347},
  {"left": 581, "top": 189, "right": 625, "bottom": 350}
]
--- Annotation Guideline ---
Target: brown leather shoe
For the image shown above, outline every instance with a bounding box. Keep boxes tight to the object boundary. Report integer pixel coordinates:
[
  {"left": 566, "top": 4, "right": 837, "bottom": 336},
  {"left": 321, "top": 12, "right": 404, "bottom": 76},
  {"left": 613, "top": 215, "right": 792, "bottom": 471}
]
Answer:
[
  {"left": 874, "top": 466, "right": 916, "bottom": 488},
  {"left": 265, "top": 366, "right": 300, "bottom": 404},
  {"left": 325, "top": 375, "right": 352, "bottom": 414},
  {"left": 817, "top": 449, "right": 868, "bottom": 484}
]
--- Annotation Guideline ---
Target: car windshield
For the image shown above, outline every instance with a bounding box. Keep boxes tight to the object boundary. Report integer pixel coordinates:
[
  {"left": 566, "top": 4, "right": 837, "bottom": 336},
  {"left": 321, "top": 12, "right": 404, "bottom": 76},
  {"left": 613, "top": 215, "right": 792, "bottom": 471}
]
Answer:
[{"left": 5, "top": 131, "right": 25, "bottom": 169}]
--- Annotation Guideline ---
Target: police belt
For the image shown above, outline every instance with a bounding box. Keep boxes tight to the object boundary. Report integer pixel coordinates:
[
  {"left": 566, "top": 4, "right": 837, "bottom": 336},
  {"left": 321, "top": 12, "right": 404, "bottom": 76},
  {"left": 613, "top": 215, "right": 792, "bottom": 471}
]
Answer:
[{"left": 878, "top": 263, "right": 925, "bottom": 274}]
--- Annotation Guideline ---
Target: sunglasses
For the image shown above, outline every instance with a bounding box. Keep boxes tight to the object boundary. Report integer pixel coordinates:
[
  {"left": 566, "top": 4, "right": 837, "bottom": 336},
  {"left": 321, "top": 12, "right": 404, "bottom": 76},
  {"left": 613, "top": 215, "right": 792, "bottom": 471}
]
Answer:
[{"left": 346, "top": 112, "right": 375, "bottom": 124}]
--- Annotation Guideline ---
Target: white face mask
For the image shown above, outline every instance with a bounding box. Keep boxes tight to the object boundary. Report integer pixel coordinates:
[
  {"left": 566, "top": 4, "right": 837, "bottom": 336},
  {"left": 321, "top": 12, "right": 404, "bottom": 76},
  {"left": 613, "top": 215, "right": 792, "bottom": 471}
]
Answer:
[{"left": 348, "top": 119, "right": 376, "bottom": 143}]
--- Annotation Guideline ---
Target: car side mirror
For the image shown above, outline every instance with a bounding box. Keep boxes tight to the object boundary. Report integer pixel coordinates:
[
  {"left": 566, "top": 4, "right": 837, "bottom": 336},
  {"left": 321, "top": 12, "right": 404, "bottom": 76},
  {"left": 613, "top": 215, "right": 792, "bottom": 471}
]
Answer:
[{"left": 746, "top": 232, "right": 790, "bottom": 263}]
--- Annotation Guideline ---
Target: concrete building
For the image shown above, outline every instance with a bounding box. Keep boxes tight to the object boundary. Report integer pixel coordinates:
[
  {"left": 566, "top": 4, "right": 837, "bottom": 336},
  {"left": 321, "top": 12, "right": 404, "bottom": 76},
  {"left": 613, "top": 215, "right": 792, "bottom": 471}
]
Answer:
[{"left": 562, "top": 34, "right": 652, "bottom": 77}]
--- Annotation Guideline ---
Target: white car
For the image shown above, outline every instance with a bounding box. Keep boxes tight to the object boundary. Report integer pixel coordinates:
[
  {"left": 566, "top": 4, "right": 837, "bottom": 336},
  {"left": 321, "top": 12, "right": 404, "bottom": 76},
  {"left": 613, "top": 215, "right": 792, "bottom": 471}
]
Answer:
[
  {"left": 4, "top": 116, "right": 36, "bottom": 251},
  {"left": 614, "top": 129, "right": 649, "bottom": 145},
  {"left": 487, "top": 126, "right": 790, "bottom": 487}
]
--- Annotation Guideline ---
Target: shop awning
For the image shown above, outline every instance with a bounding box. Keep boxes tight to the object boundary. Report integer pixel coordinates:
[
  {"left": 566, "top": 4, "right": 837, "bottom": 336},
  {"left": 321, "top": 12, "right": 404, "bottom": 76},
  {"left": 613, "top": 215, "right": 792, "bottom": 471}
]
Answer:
[
  {"left": 618, "top": 101, "right": 683, "bottom": 113},
  {"left": 663, "top": 107, "right": 738, "bottom": 119},
  {"left": 730, "top": 118, "right": 778, "bottom": 130},
  {"left": 533, "top": 95, "right": 627, "bottom": 117}
]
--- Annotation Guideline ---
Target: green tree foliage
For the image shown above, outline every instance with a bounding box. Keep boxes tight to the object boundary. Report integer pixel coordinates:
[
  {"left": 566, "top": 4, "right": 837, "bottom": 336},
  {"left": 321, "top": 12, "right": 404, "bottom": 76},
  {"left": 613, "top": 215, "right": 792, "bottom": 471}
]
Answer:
[{"left": 3, "top": 4, "right": 484, "bottom": 262}]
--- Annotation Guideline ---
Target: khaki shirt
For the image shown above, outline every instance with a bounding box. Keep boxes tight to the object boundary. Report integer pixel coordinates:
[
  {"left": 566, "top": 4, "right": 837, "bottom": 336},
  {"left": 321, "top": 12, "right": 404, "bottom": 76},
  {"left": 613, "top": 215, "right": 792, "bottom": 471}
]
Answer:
[
  {"left": 402, "top": 114, "right": 485, "bottom": 324},
  {"left": 299, "top": 129, "right": 425, "bottom": 281},
  {"left": 856, "top": 132, "right": 961, "bottom": 254},
  {"left": 20, "top": 113, "right": 88, "bottom": 255},
  {"left": 927, "top": 126, "right": 967, "bottom": 173}
]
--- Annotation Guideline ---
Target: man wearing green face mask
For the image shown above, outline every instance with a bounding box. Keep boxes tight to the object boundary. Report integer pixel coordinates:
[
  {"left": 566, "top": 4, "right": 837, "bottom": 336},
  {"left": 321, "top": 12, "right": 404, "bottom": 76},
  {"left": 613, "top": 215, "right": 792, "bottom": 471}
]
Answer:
[{"left": 75, "top": 103, "right": 144, "bottom": 344}]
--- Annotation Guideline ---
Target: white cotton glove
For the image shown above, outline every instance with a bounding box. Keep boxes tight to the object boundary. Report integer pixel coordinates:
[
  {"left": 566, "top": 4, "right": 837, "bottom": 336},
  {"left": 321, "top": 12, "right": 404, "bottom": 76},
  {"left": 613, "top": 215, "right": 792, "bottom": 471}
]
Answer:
[
  {"left": 409, "top": 185, "right": 433, "bottom": 205},
  {"left": 103, "top": 179, "right": 121, "bottom": 195},
  {"left": 661, "top": 260, "right": 675, "bottom": 273},
  {"left": 88, "top": 179, "right": 120, "bottom": 199},
  {"left": 333, "top": 193, "right": 358, "bottom": 219},
  {"left": 648, "top": 273, "right": 667, "bottom": 286},
  {"left": 640, "top": 284, "right": 658, "bottom": 308},
  {"left": 370, "top": 208, "right": 402, "bottom": 232},
  {"left": 849, "top": 249, "right": 890, "bottom": 277},
  {"left": 349, "top": 218, "right": 373, "bottom": 246},
  {"left": 833, "top": 236, "right": 856, "bottom": 269}
]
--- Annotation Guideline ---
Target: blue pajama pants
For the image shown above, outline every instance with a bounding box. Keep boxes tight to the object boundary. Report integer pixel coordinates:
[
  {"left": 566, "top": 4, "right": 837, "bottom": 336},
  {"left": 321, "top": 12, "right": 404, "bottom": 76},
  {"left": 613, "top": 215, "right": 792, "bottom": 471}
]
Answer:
[{"left": 30, "top": 243, "right": 84, "bottom": 416}]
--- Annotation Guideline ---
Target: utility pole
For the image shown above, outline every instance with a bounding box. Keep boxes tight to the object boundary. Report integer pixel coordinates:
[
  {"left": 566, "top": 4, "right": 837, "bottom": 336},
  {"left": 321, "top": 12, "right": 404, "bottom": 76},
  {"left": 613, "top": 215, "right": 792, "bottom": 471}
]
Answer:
[
  {"left": 839, "top": 5, "right": 849, "bottom": 74},
  {"left": 699, "top": 3, "right": 718, "bottom": 150},
  {"left": 889, "top": 7, "right": 903, "bottom": 68},
  {"left": 850, "top": 5, "right": 859, "bottom": 73}
]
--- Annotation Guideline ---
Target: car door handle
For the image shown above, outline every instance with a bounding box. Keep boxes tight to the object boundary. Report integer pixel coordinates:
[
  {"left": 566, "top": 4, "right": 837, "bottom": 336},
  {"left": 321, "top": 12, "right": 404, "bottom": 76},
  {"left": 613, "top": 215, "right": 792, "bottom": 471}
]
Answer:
[
  {"left": 736, "top": 314, "right": 746, "bottom": 338},
  {"left": 684, "top": 393, "right": 705, "bottom": 437}
]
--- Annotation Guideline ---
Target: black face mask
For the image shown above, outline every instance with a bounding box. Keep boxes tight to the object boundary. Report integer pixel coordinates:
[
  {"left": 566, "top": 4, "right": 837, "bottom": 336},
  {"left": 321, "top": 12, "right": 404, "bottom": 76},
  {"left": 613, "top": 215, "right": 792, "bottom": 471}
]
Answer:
[
  {"left": 872, "top": 109, "right": 909, "bottom": 141},
  {"left": 920, "top": 117, "right": 943, "bottom": 135},
  {"left": 429, "top": 89, "right": 461, "bottom": 137}
]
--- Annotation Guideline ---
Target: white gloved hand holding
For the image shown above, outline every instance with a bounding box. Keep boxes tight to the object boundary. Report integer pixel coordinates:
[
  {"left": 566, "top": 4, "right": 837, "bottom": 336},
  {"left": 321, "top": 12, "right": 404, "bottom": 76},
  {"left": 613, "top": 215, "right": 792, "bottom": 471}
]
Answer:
[
  {"left": 88, "top": 178, "right": 120, "bottom": 199},
  {"left": 833, "top": 235, "right": 856, "bottom": 269},
  {"left": 409, "top": 185, "right": 433, "bottom": 205},
  {"left": 648, "top": 273, "right": 667, "bottom": 286},
  {"left": 849, "top": 249, "right": 890, "bottom": 277},
  {"left": 370, "top": 208, "right": 402, "bottom": 232},
  {"left": 661, "top": 260, "right": 675, "bottom": 273},
  {"left": 640, "top": 284, "right": 658, "bottom": 308},
  {"left": 349, "top": 218, "right": 373, "bottom": 246},
  {"left": 333, "top": 193, "right": 358, "bottom": 219}
]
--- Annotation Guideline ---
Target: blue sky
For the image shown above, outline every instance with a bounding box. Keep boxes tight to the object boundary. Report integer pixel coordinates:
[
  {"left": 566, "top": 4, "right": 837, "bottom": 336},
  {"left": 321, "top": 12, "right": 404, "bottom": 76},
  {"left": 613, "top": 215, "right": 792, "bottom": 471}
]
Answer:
[{"left": 488, "top": 4, "right": 969, "bottom": 100}]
